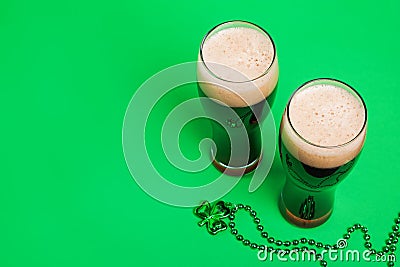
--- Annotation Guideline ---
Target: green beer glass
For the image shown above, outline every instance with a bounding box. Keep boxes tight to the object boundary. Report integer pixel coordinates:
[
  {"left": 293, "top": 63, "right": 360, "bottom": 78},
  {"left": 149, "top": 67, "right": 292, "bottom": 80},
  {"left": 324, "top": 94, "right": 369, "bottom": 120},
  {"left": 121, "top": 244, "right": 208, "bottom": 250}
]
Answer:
[
  {"left": 197, "top": 20, "right": 279, "bottom": 175},
  {"left": 279, "top": 78, "right": 367, "bottom": 227}
]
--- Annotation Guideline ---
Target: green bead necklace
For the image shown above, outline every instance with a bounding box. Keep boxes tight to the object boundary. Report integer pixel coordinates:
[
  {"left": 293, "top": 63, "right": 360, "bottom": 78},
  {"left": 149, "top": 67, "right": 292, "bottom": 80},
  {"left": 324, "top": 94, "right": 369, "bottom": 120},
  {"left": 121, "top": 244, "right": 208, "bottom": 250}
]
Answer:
[{"left": 194, "top": 200, "right": 399, "bottom": 267}]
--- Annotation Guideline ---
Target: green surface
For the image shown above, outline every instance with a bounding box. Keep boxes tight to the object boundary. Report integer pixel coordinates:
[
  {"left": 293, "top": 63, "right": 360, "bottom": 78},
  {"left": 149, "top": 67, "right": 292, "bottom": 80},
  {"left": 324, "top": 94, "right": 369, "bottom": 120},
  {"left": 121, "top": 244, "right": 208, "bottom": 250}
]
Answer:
[{"left": 1, "top": 0, "right": 400, "bottom": 266}]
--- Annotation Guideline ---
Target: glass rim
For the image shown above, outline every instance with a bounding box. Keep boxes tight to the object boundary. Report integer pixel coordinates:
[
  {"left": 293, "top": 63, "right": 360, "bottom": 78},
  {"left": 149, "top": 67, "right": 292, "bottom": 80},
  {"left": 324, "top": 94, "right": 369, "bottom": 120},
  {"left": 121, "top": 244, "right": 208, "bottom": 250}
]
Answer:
[
  {"left": 199, "top": 20, "right": 277, "bottom": 84},
  {"left": 286, "top": 78, "right": 368, "bottom": 149}
]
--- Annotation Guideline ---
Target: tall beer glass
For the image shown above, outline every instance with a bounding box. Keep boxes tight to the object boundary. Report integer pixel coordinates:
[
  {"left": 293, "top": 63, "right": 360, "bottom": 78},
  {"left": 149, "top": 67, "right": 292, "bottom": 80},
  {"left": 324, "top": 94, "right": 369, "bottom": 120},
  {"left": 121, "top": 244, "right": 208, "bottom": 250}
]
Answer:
[
  {"left": 279, "top": 78, "right": 367, "bottom": 227},
  {"left": 197, "top": 20, "right": 279, "bottom": 176}
]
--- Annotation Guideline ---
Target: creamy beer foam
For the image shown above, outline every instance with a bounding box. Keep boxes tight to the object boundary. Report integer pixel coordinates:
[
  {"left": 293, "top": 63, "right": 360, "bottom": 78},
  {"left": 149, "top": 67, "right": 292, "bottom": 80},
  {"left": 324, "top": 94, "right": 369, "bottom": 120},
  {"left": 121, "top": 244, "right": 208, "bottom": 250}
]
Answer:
[
  {"left": 281, "top": 83, "right": 367, "bottom": 168},
  {"left": 197, "top": 26, "right": 279, "bottom": 107},
  {"left": 202, "top": 27, "right": 274, "bottom": 81}
]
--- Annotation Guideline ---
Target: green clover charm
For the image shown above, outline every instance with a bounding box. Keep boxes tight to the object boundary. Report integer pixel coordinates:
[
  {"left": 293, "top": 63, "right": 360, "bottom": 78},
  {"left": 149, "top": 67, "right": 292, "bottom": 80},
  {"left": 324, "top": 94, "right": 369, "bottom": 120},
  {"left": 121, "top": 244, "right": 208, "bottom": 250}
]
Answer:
[{"left": 194, "top": 201, "right": 231, "bottom": 235}]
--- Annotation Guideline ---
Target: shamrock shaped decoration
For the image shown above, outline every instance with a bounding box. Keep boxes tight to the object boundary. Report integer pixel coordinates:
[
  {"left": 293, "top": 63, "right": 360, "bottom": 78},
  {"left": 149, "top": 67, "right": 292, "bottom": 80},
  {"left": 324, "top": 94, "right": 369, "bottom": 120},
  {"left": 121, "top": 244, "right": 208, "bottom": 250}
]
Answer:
[
  {"left": 226, "top": 118, "right": 243, "bottom": 128},
  {"left": 194, "top": 200, "right": 231, "bottom": 235}
]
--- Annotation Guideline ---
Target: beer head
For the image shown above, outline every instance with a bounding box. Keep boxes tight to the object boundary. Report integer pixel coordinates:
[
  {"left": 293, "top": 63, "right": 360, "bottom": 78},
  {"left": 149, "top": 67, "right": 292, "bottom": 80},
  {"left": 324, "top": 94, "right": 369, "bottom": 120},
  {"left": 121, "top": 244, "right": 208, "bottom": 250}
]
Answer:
[
  {"left": 197, "top": 21, "right": 279, "bottom": 107},
  {"left": 281, "top": 79, "right": 367, "bottom": 169}
]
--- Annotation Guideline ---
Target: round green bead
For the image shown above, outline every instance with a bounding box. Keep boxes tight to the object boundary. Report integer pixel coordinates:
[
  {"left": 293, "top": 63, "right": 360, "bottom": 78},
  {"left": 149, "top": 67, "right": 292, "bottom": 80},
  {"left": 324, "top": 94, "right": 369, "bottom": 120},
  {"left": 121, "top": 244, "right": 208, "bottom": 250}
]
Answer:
[
  {"left": 231, "top": 229, "right": 238, "bottom": 235},
  {"left": 229, "top": 222, "right": 235, "bottom": 228},
  {"left": 320, "top": 260, "right": 327, "bottom": 267},
  {"left": 258, "top": 245, "right": 265, "bottom": 251},
  {"left": 244, "top": 205, "right": 251, "bottom": 211},
  {"left": 300, "top": 238, "right": 307, "bottom": 244},
  {"left": 365, "top": 242, "right": 372, "bottom": 249},
  {"left": 344, "top": 234, "right": 350, "bottom": 239},
  {"left": 236, "top": 235, "right": 243, "bottom": 241},
  {"left": 390, "top": 245, "right": 396, "bottom": 252},
  {"left": 250, "top": 210, "right": 257, "bottom": 217},
  {"left": 261, "top": 232, "right": 268, "bottom": 238},
  {"left": 393, "top": 225, "right": 399, "bottom": 232},
  {"left": 275, "top": 240, "right": 282, "bottom": 246},
  {"left": 316, "top": 242, "right": 323, "bottom": 248},
  {"left": 284, "top": 241, "right": 291, "bottom": 247},
  {"left": 268, "top": 237, "right": 275, "bottom": 243},
  {"left": 243, "top": 239, "right": 250, "bottom": 246},
  {"left": 308, "top": 239, "right": 315, "bottom": 245},
  {"left": 361, "top": 227, "right": 368, "bottom": 233},
  {"left": 250, "top": 243, "right": 257, "bottom": 249},
  {"left": 237, "top": 204, "right": 244, "bottom": 209},
  {"left": 257, "top": 225, "right": 264, "bottom": 232},
  {"left": 364, "top": 234, "right": 371, "bottom": 241},
  {"left": 292, "top": 240, "right": 299, "bottom": 245},
  {"left": 254, "top": 217, "right": 261, "bottom": 224}
]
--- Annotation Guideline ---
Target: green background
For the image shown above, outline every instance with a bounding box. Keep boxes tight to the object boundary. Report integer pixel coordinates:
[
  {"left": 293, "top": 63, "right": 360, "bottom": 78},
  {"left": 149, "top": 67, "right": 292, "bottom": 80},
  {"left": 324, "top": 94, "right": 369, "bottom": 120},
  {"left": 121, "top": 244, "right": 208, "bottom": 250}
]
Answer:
[{"left": 1, "top": 0, "right": 400, "bottom": 266}]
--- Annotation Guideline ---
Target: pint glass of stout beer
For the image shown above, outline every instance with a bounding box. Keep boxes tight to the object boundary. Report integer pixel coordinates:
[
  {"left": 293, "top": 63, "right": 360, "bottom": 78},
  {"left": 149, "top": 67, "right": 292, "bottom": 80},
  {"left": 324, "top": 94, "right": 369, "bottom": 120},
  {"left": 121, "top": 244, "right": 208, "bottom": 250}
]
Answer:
[
  {"left": 279, "top": 78, "right": 367, "bottom": 227},
  {"left": 197, "top": 21, "right": 279, "bottom": 175}
]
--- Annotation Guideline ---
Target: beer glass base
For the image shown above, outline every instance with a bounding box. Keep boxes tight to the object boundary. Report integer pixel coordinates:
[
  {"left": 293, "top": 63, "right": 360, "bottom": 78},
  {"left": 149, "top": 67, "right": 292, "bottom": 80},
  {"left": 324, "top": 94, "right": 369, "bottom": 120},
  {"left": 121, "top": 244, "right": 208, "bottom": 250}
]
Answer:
[
  {"left": 211, "top": 148, "right": 262, "bottom": 176},
  {"left": 279, "top": 195, "right": 332, "bottom": 228}
]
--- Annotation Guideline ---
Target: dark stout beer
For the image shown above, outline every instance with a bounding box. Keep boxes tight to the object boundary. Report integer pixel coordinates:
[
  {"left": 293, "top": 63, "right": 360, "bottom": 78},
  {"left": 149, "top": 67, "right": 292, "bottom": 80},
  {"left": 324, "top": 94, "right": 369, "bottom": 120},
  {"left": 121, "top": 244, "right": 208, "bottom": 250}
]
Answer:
[
  {"left": 198, "top": 84, "right": 277, "bottom": 172},
  {"left": 279, "top": 79, "right": 367, "bottom": 227},
  {"left": 197, "top": 21, "right": 279, "bottom": 175}
]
